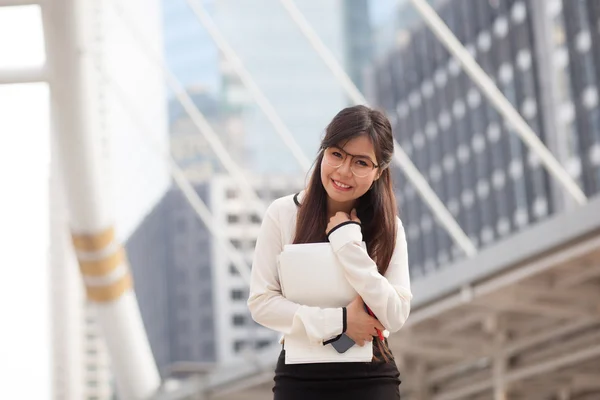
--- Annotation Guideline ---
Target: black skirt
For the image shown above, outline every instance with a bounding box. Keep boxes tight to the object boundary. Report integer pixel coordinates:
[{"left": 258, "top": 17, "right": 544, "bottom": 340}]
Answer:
[{"left": 273, "top": 345, "right": 401, "bottom": 400}]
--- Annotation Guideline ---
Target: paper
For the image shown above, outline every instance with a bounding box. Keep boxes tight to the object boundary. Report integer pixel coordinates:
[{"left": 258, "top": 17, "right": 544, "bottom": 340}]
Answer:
[{"left": 277, "top": 242, "right": 373, "bottom": 364}]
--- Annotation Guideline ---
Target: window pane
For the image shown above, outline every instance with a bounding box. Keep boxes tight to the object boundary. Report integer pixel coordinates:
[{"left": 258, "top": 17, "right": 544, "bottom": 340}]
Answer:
[{"left": 0, "top": 6, "right": 46, "bottom": 69}]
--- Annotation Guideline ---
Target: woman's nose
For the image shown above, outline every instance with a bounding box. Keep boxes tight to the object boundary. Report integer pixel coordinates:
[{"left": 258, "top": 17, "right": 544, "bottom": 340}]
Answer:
[{"left": 338, "top": 158, "right": 353, "bottom": 176}]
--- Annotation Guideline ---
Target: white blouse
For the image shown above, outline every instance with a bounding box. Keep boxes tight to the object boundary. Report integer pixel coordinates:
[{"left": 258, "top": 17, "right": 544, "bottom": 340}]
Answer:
[{"left": 247, "top": 192, "right": 413, "bottom": 345}]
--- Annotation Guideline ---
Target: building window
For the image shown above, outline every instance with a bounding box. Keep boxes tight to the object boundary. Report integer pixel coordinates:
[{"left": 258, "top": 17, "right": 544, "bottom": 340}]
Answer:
[
  {"left": 227, "top": 214, "right": 239, "bottom": 224},
  {"left": 231, "top": 289, "right": 246, "bottom": 301},
  {"left": 250, "top": 213, "right": 261, "bottom": 224},
  {"left": 510, "top": 1, "right": 527, "bottom": 24},
  {"left": 226, "top": 188, "right": 237, "bottom": 199},
  {"left": 231, "top": 240, "right": 241, "bottom": 249},
  {"left": 516, "top": 49, "right": 532, "bottom": 71},
  {"left": 229, "top": 263, "right": 239, "bottom": 276},
  {"left": 514, "top": 208, "right": 529, "bottom": 228},
  {"left": 232, "top": 314, "right": 246, "bottom": 326},
  {"left": 497, "top": 218, "right": 511, "bottom": 236},
  {"left": 234, "top": 340, "right": 246, "bottom": 353},
  {"left": 461, "top": 190, "right": 475, "bottom": 209},
  {"left": 256, "top": 340, "right": 271, "bottom": 349},
  {"left": 533, "top": 197, "right": 548, "bottom": 218}
]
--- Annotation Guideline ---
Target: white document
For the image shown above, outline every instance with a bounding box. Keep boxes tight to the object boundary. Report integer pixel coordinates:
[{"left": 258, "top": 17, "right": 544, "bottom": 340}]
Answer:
[{"left": 277, "top": 242, "right": 373, "bottom": 364}]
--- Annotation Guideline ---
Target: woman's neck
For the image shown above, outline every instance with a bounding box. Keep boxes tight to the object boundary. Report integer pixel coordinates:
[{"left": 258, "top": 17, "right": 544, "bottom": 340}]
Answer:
[{"left": 327, "top": 198, "right": 355, "bottom": 218}]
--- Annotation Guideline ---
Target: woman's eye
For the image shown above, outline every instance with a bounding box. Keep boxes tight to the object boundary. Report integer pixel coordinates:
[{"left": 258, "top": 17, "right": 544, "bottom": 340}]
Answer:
[
  {"left": 332, "top": 152, "right": 343, "bottom": 158},
  {"left": 356, "top": 160, "right": 369, "bottom": 167}
]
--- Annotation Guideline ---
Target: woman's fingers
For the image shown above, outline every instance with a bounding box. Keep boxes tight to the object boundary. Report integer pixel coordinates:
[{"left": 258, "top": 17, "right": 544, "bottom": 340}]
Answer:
[{"left": 367, "top": 317, "right": 385, "bottom": 332}]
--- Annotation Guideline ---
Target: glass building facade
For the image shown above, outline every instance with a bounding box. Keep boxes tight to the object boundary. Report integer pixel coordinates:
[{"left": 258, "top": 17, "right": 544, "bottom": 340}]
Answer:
[
  {"left": 371, "top": 0, "right": 600, "bottom": 278},
  {"left": 126, "top": 184, "right": 217, "bottom": 371}
]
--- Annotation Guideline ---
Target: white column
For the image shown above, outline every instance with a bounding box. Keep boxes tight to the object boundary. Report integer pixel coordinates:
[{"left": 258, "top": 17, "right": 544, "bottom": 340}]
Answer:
[
  {"left": 41, "top": 0, "right": 161, "bottom": 398},
  {"left": 49, "top": 157, "right": 85, "bottom": 400}
]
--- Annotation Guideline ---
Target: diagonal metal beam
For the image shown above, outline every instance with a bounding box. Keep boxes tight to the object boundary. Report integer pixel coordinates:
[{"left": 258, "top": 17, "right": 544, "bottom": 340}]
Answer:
[
  {"left": 101, "top": 64, "right": 253, "bottom": 284},
  {"left": 279, "top": 0, "right": 477, "bottom": 257},
  {"left": 110, "top": 0, "right": 268, "bottom": 227},
  {"left": 408, "top": 0, "right": 587, "bottom": 205},
  {"left": 184, "top": 0, "right": 312, "bottom": 173}
]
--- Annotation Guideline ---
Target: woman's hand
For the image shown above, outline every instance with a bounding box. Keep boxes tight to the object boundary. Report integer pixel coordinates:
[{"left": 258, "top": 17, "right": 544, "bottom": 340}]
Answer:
[
  {"left": 345, "top": 296, "right": 384, "bottom": 346},
  {"left": 326, "top": 209, "right": 361, "bottom": 235}
]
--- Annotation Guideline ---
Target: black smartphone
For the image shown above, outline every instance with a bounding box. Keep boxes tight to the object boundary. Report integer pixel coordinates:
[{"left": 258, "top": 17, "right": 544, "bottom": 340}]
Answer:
[{"left": 331, "top": 333, "right": 355, "bottom": 353}]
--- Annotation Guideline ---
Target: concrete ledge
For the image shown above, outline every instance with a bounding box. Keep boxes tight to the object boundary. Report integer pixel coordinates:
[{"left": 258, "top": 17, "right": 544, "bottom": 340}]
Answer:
[{"left": 412, "top": 195, "right": 600, "bottom": 308}]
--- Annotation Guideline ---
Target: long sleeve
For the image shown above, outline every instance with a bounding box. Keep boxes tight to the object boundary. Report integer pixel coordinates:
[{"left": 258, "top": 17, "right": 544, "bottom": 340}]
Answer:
[
  {"left": 327, "top": 217, "right": 412, "bottom": 333},
  {"left": 247, "top": 201, "right": 344, "bottom": 344}
]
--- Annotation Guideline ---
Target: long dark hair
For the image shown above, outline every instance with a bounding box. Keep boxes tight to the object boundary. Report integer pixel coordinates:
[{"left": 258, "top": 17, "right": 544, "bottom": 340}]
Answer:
[{"left": 293, "top": 105, "right": 398, "bottom": 359}]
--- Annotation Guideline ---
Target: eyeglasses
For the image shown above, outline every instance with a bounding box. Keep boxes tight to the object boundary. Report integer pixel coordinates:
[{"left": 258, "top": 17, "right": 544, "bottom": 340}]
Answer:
[{"left": 323, "top": 146, "right": 379, "bottom": 178}]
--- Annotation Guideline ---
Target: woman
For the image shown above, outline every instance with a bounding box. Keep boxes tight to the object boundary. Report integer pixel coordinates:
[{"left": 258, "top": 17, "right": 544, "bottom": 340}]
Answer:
[{"left": 248, "top": 105, "right": 412, "bottom": 399}]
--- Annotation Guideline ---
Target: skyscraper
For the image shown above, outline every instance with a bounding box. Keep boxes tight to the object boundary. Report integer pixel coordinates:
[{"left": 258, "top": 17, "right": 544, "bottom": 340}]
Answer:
[
  {"left": 126, "top": 175, "right": 304, "bottom": 372},
  {"left": 369, "top": 0, "right": 600, "bottom": 278},
  {"left": 208, "top": 174, "right": 305, "bottom": 363},
  {"left": 126, "top": 184, "right": 217, "bottom": 373}
]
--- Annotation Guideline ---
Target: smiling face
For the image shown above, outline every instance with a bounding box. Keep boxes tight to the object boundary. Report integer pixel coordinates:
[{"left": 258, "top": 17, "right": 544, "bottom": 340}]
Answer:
[{"left": 320, "top": 134, "right": 380, "bottom": 215}]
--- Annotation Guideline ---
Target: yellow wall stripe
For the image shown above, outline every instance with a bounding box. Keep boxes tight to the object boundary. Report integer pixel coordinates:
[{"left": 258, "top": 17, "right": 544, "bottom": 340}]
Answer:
[
  {"left": 78, "top": 248, "right": 125, "bottom": 277},
  {"left": 72, "top": 227, "right": 115, "bottom": 252},
  {"left": 86, "top": 273, "right": 133, "bottom": 303}
]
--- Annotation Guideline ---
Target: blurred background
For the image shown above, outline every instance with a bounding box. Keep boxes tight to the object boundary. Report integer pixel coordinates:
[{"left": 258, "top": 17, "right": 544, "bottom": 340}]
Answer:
[{"left": 1, "top": 0, "right": 600, "bottom": 399}]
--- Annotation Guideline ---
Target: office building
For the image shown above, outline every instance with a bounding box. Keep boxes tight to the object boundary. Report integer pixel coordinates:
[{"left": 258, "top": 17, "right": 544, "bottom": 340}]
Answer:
[
  {"left": 127, "top": 175, "right": 303, "bottom": 376},
  {"left": 209, "top": 174, "right": 305, "bottom": 362},
  {"left": 126, "top": 184, "right": 216, "bottom": 373},
  {"left": 369, "top": 0, "right": 600, "bottom": 277},
  {"left": 127, "top": 174, "right": 304, "bottom": 371}
]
